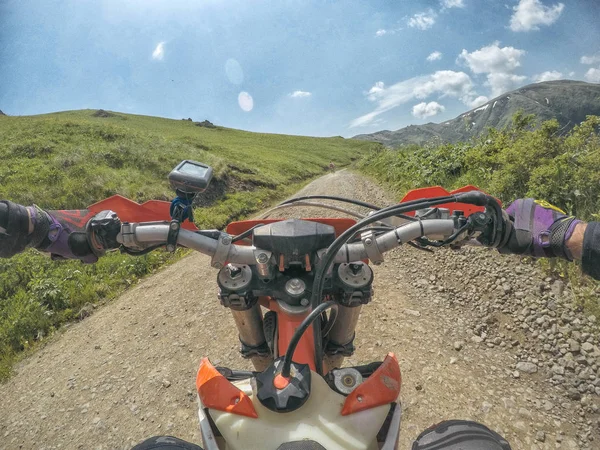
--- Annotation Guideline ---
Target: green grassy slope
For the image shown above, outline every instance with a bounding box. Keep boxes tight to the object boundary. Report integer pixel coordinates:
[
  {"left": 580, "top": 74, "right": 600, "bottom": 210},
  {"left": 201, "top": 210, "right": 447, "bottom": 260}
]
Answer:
[
  {"left": 0, "top": 109, "right": 379, "bottom": 379},
  {"left": 0, "top": 109, "right": 373, "bottom": 210}
]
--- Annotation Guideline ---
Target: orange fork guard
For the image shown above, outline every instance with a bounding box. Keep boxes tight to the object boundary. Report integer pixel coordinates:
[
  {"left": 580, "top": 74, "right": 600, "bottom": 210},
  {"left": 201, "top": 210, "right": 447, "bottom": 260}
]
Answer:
[{"left": 399, "top": 185, "right": 501, "bottom": 216}]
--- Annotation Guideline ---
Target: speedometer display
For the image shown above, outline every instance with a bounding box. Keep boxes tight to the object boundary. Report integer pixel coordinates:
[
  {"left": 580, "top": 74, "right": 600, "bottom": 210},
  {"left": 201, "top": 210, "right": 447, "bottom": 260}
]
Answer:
[
  {"left": 179, "top": 162, "right": 209, "bottom": 178},
  {"left": 168, "top": 160, "right": 213, "bottom": 194}
]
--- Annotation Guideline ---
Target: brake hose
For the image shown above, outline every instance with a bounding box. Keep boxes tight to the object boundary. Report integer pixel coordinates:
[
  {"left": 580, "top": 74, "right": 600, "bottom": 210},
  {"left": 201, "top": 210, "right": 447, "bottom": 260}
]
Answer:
[
  {"left": 280, "top": 301, "right": 337, "bottom": 378},
  {"left": 310, "top": 194, "right": 458, "bottom": 374}
]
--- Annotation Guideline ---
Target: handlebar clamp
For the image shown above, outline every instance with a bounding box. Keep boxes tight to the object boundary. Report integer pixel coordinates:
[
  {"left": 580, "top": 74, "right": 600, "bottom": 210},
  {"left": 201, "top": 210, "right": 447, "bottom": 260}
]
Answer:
[
  {"left": 211, "top": 234, "right": 232, "bottom": 269},
  {"left": 361, "top": 230, "right": 384, "bottom": 265},
  {"left": 166, "top": 220, "right": 180, "bottom": 252}
]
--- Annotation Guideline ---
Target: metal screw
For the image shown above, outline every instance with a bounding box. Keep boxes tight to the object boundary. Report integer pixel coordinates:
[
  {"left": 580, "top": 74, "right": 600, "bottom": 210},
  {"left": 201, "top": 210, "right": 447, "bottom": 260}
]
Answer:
[
  {"left": 166, "top": 244, "right": 175, "bottom": 252},
  {"left": 357, "top": 395, "right": 363, "bottom": 402},
  {"left": 212, "top": 262, "right": 223, "bottom": 269},
  {"left": 257, "top": 253, "right": 269, "bottom": 263},
  {"left": 221, "top": 236, "right": 232, "bottom": 245},
  {"left": 170, "top": 222, "right": 179, "bottom": 231},
  {"left": 364, "top": 238, "right": 373, "bottom": 246},
  {"left": 343, "top": 375, "right": 355, "bottom": 387},
  {"left": 300, "top": 298, "right": 309, "bottom": 306}
]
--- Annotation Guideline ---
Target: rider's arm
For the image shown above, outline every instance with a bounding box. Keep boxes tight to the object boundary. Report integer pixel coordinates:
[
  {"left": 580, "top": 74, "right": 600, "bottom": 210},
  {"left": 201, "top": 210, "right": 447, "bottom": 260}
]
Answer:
[
  {"left": 0, "top": 200, "right": 120, "bottom": 263},
  {"left": 501, "top": 199, "right": 599, "bottom": 280}
]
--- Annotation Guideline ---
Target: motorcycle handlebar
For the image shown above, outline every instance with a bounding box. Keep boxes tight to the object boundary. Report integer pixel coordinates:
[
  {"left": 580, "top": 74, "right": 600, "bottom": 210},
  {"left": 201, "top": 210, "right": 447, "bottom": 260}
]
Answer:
[{"left": 117, "top": 218, "right": 459, "bottom": 266}]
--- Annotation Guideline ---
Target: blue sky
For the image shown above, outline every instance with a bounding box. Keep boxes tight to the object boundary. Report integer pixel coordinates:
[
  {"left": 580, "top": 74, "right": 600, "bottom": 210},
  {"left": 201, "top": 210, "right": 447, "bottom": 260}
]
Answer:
[{"left": 1, "top": 0, "right": 599, "bottom": 137}]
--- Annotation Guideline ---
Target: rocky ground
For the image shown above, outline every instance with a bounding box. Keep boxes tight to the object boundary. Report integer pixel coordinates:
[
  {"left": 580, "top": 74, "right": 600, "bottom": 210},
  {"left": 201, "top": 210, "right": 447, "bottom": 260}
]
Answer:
[{"left": 1, "top": 170, "right": 599, "bottom": 449}]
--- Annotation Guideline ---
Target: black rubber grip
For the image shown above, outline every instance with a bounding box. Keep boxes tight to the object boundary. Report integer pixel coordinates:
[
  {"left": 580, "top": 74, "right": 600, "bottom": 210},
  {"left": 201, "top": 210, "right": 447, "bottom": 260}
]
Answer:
[
  {"left": 0, "top": 202, "right": 8, "bottom": 229},
  {"left": 582, "top": 222, "right": 600, "bottom": 281},
  {"left": 549, "top": 217, "right": 575, "bottom": 260}
]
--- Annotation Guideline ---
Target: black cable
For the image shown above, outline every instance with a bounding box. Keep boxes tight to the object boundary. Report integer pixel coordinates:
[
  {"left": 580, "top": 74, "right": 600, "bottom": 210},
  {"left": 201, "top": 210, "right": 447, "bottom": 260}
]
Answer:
[
  {"left": 279, "top": 195, "right": 383, "bottom": 210},
  {"left": 321, "top": 306, "right": 338, "bottom": 337},
  {"left": 281, "top": 301, "right": 337, "bottom": 378},
  {"left": 417, "top": 222, "right": 471, "bottom": 247},
  {"left": 310, "top": 194, "right": 457, "bottom": 374},
  {"left": 121, "top": 244, "right": 164, "bottom": 256},
  {"left": 231, "top": 223, "right": 265, "bottom": 243},
  {"left": 407, "top": 241, "right": 435, "bottom": 253},
  {"left": 278, "top": 195, "right": 419, "bottom": 223}
]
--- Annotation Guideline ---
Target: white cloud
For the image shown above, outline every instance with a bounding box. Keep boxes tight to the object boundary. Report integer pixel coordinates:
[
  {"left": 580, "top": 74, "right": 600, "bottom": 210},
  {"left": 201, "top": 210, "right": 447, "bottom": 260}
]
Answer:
[
  {"left": 533, "top": 70, "right": 563, "bottom": 82},
  {"left": 412, "top": 101, "right": 446, "bottom": 119},
  {"left": 375, "top": 29, "right": 387, "bottom": 37},
  {"left": 152, "top": 42, "right": 165, "bottom": 61},
  {"left": 458, "top": 42, "right": 528, "bottom": 97},
  {"left": 469, "top": 96, "right": 489, "bottom": 108},
  {"left": 509, "top": 0, "right": 564, "bottom": 32},
  {"left": 458, "top": 41, "right": 525, "bottom": 74},
  {"left": 581, "top": 54, "right": 600, "bottom": 65},
  {"left": 486, "top": 73, "right": 528, "bottom": 96},
  {"left": 426, "top": 51, "right": 443, "bottom": 62},
  {"left": 441, "top": 0, "right": 465, "bottom": 8},
  {"left": 584, "top": 68, "right": 600, "bottom": 83},
  {"left": 350, "top": 70, "right": 479, "bottom": 128},
  {"left": 408, "top": 11, "right": 436, "bottom": 30},
  {"left": 289, "top": 90, "right": 312, "bottom": 98}
]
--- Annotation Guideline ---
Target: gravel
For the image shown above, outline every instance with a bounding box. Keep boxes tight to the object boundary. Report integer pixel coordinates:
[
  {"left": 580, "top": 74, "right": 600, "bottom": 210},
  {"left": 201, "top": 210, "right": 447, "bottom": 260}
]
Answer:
[{"left": 1, "top": 170, "right": 599, "bottom": 450}]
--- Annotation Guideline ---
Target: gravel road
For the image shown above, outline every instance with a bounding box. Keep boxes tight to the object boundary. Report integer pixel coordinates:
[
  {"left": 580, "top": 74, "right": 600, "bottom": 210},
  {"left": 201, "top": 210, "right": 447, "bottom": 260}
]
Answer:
[{"left": 1, "top": 170, "right": 598, "bottom": 449}]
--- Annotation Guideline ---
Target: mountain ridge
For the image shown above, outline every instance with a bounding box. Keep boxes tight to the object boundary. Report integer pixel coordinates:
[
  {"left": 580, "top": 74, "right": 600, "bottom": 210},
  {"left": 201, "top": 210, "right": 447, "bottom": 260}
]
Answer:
[{"left": 352, "top": 80, "right": 600, "bottom": 147}]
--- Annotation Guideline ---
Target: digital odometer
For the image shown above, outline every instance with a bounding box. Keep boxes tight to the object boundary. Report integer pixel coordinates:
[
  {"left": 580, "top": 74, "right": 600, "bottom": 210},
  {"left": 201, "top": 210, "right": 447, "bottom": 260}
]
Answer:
[{"left": 168, "top": 160, "right": 213, "bottom": 194}]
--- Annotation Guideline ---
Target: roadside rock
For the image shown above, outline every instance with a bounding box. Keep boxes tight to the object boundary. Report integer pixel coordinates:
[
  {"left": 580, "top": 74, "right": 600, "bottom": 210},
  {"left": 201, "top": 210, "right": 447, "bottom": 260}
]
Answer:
[{"left": 516, "top": 362, "right": 538, "bottom": 374}]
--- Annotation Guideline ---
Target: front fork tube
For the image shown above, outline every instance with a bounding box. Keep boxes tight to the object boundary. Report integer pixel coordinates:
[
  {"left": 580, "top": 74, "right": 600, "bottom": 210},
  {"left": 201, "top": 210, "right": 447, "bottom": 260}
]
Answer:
[
  {"left": 230, "top": 305, "right": 273, "bottom": 372},
  {"left": 324, "top": 304, "right": 362, "bottom": 370},
  {"left": 230, "top": 303, "right": 362, "bottom": 373}
]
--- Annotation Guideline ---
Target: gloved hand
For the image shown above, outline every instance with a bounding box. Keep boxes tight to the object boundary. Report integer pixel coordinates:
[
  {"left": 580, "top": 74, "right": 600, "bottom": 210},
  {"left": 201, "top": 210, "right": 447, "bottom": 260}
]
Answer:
[
  {"left": 0, "top": 200, "right": 121, "bottom": 263},
  {"left": 500, "top": 198, "right": 581, "bottom": 260}
]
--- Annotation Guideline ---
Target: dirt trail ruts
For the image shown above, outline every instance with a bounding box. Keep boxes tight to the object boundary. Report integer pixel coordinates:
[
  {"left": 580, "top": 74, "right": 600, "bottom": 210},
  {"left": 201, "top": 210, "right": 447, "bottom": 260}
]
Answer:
[{"left": 0, "top": 170, "right": 594, "bottom": 449}]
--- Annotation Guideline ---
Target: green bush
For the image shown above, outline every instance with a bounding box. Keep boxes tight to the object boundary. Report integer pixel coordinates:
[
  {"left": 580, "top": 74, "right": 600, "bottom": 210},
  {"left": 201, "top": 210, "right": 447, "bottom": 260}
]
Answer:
[
  {"left": 359, "top": 114, "right": 600, "bottom": 221},
  {"left": 358, "top": 113, "right": 600, "bottom": 313}
]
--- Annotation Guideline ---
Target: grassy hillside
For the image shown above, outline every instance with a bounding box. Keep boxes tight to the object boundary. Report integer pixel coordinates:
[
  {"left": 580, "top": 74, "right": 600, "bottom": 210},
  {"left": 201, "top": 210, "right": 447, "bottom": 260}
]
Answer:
[{"left": 0, "top": 109, "right": 378, "bottom": 379}]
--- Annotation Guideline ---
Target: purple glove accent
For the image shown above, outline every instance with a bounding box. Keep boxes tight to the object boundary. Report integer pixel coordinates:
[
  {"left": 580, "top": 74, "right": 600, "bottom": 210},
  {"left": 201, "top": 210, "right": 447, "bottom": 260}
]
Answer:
[
  {"left": 504, "top": 198, "right": 581, "bottom": 259},
  {"left": 44, "top": 215, "right": 98, "bottom": 263}
]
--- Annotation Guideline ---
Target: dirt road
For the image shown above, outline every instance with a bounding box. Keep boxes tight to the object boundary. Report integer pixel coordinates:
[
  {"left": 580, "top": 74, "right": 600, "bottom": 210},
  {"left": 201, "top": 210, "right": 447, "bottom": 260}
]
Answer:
[{"left": 0, "top": 170, "right": 597, "bottom": 449}]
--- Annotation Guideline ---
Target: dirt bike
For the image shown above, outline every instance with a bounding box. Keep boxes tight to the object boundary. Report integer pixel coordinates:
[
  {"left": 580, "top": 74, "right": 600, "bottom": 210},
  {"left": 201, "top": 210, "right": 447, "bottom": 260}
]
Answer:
[{"left": 80, "top": 160, "right": 512, "bottom": 449}]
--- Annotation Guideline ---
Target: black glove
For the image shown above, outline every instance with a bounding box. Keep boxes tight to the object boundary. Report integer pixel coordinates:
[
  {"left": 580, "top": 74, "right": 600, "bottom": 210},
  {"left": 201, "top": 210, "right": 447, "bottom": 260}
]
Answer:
[
  {"left": 0, "top": 201, "right": 49, "bottom": 258},
  {"left": 0, "top": 200, "right": 121, "bottom": 262}
]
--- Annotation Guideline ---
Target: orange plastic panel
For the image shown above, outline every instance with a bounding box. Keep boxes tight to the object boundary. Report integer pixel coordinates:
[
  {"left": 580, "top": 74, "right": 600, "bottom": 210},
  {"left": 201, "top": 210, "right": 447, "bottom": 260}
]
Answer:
[
  {"left": 88, "top": 195, "right": 198, "bottom": 231},
  {"left": 196, "top": 357, "right": 258, "bottom": 418},
  {"left": 341, "top": 353, "right": 401, "bottom": 416},
  {"left": 266, "top": 299, "right": 318, "bottom": 372},
  {"left": 399, "top": 185, "right": 500, "bottom": 218},
  {"left": 226, "top": 218, "right": 357, "bottom": 246}
]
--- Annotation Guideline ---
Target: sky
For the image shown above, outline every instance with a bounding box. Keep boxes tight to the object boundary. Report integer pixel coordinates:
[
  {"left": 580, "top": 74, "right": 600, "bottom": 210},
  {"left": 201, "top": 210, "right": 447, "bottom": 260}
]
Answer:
[{"left": 1, "top": 0, "right": 599, "bottom": 137}]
